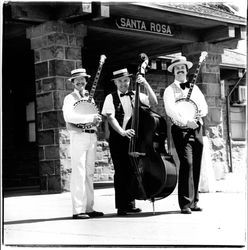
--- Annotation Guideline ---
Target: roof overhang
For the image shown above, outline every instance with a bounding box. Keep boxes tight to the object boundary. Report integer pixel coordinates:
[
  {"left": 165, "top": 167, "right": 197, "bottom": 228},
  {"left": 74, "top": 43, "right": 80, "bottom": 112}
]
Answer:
[{"left": 4, "top": 2, "right": 247, "bottom": 66}]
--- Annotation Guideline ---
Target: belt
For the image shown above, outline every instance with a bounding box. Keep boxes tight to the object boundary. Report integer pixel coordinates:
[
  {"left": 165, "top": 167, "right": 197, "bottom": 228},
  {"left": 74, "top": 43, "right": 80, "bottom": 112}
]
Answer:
[
  {"left": 82, "top": 129, "right": 96, "bottom": 134},
  {"left": 76, "top": 123, "right": 93, "bottom": 130}
]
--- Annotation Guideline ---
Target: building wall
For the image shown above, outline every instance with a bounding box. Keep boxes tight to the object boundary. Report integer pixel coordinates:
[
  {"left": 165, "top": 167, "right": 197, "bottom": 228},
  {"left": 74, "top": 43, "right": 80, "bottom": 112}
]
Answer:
[{"left": 26, "top": 20, "right": 245, "bottom": 193}]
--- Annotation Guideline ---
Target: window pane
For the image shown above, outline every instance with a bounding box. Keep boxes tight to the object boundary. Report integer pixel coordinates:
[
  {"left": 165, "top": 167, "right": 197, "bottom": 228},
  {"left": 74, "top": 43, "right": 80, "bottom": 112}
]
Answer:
[
  {"left": 26, "top": 102, "right": 35, "bottom": 121},
  {"left": 28, "top": 122, "right": 36, "bottom": 142}
]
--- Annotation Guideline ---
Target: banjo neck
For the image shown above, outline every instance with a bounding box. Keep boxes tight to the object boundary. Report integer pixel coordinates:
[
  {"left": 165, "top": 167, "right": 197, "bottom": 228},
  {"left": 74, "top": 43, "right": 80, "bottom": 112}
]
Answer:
[
  {"left": 186, "top": 51, "right": 208, "bottom": 100},
  {"left": 88, "top": 54, "right": 107, "bottom": 103}
]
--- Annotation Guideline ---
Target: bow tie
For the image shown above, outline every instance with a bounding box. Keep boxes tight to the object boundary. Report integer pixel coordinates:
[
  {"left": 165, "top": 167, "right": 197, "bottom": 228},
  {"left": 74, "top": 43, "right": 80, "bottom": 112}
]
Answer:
[
  {"left": 179, "top": 81, "right": 190, "bottom": 90},
  {"left": 79, "top": 90, "right": 89, "bottom": 97},
  {"left": 120, "top": 91, "right": 134, "bottom": 97}
]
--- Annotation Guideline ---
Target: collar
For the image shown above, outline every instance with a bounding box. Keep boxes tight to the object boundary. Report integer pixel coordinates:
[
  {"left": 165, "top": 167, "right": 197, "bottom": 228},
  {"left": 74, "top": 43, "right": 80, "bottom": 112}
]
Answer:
[
  {"left": 74, "top": 89, "right": 81, "bottom": 98},
  {"left": 174, "top": 79, "right": 187, "bottom": 88}
]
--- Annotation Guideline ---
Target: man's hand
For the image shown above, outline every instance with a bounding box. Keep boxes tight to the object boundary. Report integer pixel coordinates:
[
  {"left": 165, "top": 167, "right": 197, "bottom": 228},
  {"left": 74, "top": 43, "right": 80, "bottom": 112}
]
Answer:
[
  {"left": 93, "top": 114, "right": 102, "bottom": 126},
  {"left": 136, "top": 75, "right": 148, "bottom": 86},
  {"left": 122, "top": 129, "right": 135, "bottom": 139},
  {"left": 186, "top": 120, "right": 199, "bottom": 129}
]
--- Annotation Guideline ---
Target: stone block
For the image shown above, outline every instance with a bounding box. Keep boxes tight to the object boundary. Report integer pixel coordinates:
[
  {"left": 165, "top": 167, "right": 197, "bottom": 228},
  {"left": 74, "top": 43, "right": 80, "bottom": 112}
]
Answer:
[
  {"left": 206, "top": 83, "right": 220, "bottom": 96},
  {"left": 54, "top": 91, "right": 67, "bottom": 109},
  {"left": 47, "top": 33, "right": 68, "bottom": 46},
  {"left": 48, "top": 175, "right": 62, "bottom": 192},
  {"left": 42, "top": 77, "right": 65, "bottom": 91},
  {"left": 202, "top": 73, "right": 220, "bottom": 84},
  {"left": 37, "top": 113, "right": 43, "bottom": 130},
  {"left": 36, "top": 80, "right": 42, "bottom": 93},
  {"left": 59, "top": 144, "right": 70, "bottom": 159},
  {"left": 40, "top": 160, "right": 55, "bottom": 175},
  {"left": 206, "top": 96, "right": 217, "bottom": 107},
  {"left": 208, "top": 107, "right": 222, "bottom": 124},
  {"left": 61, "top": 176, "right": 70, "bottom": 192},
  {"left": 62, "top": 22, "right": 74, "bottom": 34},
  {"left": 43, "top": 21, "right": 63, "bottom": 34},
  {"left": 76, "top": 36, "right": 84, "bottom": 47},
  {"left": 40, "top": 46, "right": 65, "bottom": 61},
  {"left": 28, "top": 24, "right": 43, "bottom": 38},
  {"left": 65, "top": 47, "right": 82, "bottom": 60},
  {"left": 45, "top": 145, "right": 60, "bottom": 160},
  {"left": 74, "top": 24, "right": 87, "bottom": 37},
  {"left": 202, "top": 63, "right": 220, "bottom": 74},
  {"left": 49, "top": 60, "right": 74, "bottom": 77},
  {"left": 35, "top": 61, "right": 49, "bottom": 79},
  {"left": 40, "top": 175, "right": 48, "bottom": 192},
  {"left": 42, "top": 111, "right": 65, "bottom": 129},
  {"left": 68, "top": 35, "right": 77, "bottom": 46},
  {"left": 31, "top": 36, "right": 49, "bottom": 50},
  {"left": 38, "top": 130, "right": 55, "bottom": 145},
  {"left": 59, "top": 128, "right": 70, "bottom": 144},
  {"left": 39, "top": 146, "right": 45, "bottom": 160},
  {"left": 36, "top": 92, "right": 54, "bottom": 112},
  {"left": 34, "top": 50, "right": 40, "bottom": 63}
]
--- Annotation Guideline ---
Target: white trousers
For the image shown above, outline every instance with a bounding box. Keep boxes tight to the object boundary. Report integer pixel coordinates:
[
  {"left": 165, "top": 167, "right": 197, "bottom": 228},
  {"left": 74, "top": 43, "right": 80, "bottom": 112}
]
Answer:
[{"left": 70, "top": 132, "right": 97, "bottom": 215}]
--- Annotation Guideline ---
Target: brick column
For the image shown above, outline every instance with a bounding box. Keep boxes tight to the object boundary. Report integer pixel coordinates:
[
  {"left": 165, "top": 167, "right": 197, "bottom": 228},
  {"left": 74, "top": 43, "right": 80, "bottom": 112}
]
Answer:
[
  {"left": 26, "top": 21, "right": 87, "bottom": 192},
  {"left": 182, "top": 42, "right": 228, "bottom": 178}
]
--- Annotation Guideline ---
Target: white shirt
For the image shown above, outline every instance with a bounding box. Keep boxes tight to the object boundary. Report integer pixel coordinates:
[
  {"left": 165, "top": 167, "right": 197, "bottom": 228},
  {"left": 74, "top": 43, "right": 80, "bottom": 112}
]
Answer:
[
  {"left": 101, "top": 90, "right": 149, "bottom": 129},
  {"left": 163, "top": 80, "right": 208, "bottom": 126},
  {"left": 62, "top": 89, "right": 96, "bottom": 124}
]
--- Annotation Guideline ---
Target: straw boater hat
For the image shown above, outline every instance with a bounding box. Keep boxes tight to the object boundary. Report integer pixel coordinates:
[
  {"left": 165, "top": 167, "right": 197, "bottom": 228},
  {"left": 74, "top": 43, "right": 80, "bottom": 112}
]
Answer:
[
  {"left": 167, "top": 56, "right": 193, "bottom": 73},
  {"left": 112, "top": 68, "right": 132, "bottom": 81},
  {"left": 68, "top": 68, "right": 91, "bottom": 82}
]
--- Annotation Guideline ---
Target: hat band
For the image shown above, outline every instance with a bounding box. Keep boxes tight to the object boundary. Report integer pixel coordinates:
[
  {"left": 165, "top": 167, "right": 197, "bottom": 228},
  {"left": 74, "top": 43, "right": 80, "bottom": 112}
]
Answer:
[
  {"left": 172, "top": 59, "right": 182, "bottom": 64},
  {"left": 71, "top": 72, "right": 87, "bottom": 78},
  {"left": 113, "top": 72, "right": 130, "bottom": 79}
]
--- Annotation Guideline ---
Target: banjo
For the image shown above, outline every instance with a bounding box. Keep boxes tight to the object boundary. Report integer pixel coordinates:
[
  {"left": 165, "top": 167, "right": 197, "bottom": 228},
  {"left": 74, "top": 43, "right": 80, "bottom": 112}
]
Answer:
[
  {"left": 171, "top": 51, "right": 208, "bottom": 128},
  {"left": 73, "top": 54, "right": 107, "bottom": 129}
]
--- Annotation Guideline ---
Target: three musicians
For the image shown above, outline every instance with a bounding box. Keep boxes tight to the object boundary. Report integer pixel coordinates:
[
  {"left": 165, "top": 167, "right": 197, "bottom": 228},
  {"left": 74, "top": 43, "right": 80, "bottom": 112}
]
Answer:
[{"left": 63, "top": 55, "right": 208, "bottom": 217}]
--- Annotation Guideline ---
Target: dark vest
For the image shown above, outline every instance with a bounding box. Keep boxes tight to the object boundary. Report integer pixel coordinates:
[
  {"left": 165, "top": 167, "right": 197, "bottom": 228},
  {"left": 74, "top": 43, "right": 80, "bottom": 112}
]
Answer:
[{"left": 109, "top": 91, "right": 126, "bottom": 137}]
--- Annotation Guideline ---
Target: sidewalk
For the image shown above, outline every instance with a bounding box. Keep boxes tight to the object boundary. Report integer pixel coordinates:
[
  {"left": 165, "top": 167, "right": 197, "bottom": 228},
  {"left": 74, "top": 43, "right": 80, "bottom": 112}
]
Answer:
[{"left": 2, "top": 171, "right": 247, "bottom": 249}]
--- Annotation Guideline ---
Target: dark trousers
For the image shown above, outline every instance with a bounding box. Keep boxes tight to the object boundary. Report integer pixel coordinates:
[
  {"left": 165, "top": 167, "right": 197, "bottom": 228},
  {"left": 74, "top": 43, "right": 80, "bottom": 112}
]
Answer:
[
  {"left": 109, "top": 133, "right": 135, "bottom": 210},
  {"left": 171, "top": 124, "right": 203, "bottom": 209}
]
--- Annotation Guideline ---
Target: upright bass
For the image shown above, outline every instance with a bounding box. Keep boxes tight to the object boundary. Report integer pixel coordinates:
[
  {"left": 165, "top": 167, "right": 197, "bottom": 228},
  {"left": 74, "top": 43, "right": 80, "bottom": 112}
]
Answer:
[{"left": 127, "top": 53, "right": 177, "bottom": 213}]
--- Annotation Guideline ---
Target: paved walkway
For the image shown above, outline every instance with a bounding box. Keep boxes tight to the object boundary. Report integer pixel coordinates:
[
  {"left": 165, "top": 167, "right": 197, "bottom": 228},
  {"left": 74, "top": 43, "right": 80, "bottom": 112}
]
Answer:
[{"left": 2, "top": 171, "right": 247, "bottom": 249}]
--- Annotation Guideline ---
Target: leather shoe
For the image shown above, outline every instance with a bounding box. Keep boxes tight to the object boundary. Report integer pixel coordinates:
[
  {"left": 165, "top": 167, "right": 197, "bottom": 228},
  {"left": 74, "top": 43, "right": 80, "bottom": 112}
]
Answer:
[
  {"left": 86, "top": 211, "right": 104, "bottom": 217},
  {"left": 72, "top": 213, "right": 90, "bottom": 219},
  {"left": 191, "top": 206, "right": 203, "bottom": 212},
  {"left": 181, "top": 208, "right": 192, "bottom": 214},
  {"left": 117, "top": 207, "right": 142, "bottom": 215}
]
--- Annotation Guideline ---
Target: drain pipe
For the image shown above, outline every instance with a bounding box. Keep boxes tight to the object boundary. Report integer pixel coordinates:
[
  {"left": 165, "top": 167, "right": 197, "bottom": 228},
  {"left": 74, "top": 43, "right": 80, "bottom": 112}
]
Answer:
[{"left": 225, "top": 71, "right": 246, "bottom": 172}]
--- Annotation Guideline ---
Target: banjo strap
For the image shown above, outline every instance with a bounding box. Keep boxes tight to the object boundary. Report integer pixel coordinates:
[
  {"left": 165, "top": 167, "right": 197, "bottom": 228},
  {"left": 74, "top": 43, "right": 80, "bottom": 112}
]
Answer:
[
  {"left": 172, "top": 83, "right": 185, "bottom": 101},
  {"left": 71, "top": 92, "right": 81, "bottom": 102}
]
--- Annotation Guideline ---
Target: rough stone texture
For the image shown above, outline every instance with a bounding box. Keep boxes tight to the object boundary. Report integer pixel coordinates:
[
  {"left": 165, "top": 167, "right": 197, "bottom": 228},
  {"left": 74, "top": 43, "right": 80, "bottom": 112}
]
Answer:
[
  {"left": 27, "top": 21, "right": 89, "bottom": 192},
  {"left": 58, "top": 128, "right": 114, "bottom": 191}
]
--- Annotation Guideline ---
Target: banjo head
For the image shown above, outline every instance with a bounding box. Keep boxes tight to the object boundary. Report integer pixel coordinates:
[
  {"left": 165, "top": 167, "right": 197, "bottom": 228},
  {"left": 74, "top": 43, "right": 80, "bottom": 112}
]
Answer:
[
  {"left": 177, "top": 99, "right": 198, "bottom": 118},
  {"left": 73, "top": 100, "right": 99, "bottom": 115},
  {"left": 172, "top": 98, "right": 198, "bottom": 127}
]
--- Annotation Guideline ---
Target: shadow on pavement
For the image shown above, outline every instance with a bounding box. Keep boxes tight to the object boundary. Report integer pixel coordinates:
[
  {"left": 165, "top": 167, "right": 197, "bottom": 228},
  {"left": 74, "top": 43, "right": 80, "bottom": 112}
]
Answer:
[{"left": 4, "top": 210, "right": 181, "bottom": 225}]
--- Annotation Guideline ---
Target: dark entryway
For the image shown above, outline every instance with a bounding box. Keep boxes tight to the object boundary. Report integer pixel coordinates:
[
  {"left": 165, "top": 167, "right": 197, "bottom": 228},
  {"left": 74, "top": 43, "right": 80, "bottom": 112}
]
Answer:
[{"left": 2, "top": 18, "right": 40, "bottom": 192}]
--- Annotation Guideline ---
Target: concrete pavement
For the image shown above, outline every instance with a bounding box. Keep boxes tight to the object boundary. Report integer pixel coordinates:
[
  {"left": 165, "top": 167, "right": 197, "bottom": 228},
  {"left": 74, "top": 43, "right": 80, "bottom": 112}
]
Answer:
[{"left": 2, "top": 171, "right": 247, "bottom": 249}]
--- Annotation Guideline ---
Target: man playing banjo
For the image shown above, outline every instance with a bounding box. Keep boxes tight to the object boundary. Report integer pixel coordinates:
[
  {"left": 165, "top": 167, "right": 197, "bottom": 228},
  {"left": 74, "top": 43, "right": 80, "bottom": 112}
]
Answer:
[
  {"left": 163, "top": 55, "right": 208, "bottom": 214},
  {"left": 62, "top": 68, "right": 103, "bottom": 219}
]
